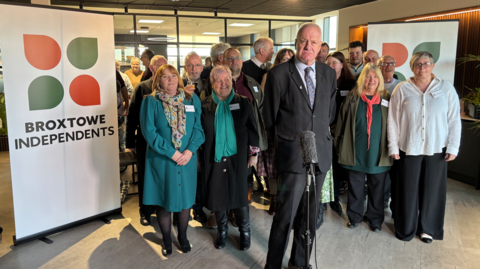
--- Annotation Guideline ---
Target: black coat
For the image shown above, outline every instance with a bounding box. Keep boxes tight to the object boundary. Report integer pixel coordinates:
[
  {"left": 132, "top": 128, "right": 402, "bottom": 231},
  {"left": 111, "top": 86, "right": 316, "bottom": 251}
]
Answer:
[
  {"left": 263, "top": 56, "right": 337, "bottom": 174},
  {"left": 200, "top": 94, "right": 259, "bottom": 211},
  {"left": 332, "top": 78, "right": 356, "bottom": 126},
  {"left": 126, "top": 78, "right": 153, "bottom": 149}
]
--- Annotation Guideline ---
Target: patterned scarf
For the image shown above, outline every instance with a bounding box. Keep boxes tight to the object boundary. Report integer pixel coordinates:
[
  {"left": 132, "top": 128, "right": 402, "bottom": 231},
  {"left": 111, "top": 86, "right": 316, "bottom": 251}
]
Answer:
[
  {"left": 212, "top": 90, "right": 237, "bottom": 162},
  {"left": 157, "top": 89, "right": 186, "bottom": 150},
  {"left": 360, "top": 93, "right": 381, "bottom": 150}
]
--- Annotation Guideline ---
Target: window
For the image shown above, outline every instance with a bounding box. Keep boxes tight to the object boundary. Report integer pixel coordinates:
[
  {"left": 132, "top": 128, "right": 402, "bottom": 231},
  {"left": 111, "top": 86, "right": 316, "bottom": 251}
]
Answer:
[{"left": 323, "top": 16, "right": 337, "bottom": 51}]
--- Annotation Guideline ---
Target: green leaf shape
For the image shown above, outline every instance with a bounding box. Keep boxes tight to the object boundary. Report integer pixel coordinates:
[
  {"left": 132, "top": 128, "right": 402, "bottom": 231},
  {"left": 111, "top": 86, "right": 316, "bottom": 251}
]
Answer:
[
  {"left": 28, "top": 76, "right": 64, "bottom": 111},
  {"left": 67, "top": 37, "right": 98, "bottom": 70},
  {"left": 394, "top": 71, "right": 406, "bottom": 82},
  {"left": 413, "top": 42, "right": 441, "bottom": 63}
]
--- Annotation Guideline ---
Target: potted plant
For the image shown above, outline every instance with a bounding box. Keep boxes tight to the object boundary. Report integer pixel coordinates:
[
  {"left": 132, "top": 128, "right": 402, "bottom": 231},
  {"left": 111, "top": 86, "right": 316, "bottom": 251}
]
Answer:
[{"left": 458, "top": 54, "right": 480, "bottom": 125}]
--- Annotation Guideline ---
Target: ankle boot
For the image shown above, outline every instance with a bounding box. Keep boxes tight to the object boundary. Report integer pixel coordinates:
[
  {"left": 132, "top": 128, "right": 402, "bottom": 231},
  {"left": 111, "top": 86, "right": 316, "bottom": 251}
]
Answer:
[
  {"left": 239, "top": 231, "right": 251, "bottom": 250},
  {"left": 214, "top": 210, "right": 228, "bottom": 249},
  {"left": 268, "top": 195, "right": 277, "bottom": 216}
]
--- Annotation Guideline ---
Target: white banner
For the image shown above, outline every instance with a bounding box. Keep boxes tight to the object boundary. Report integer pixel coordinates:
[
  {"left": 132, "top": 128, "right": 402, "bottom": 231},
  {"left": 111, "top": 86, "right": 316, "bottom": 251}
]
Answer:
[
  {"left": 0, "top": 5, "right": 120, "bottom": 241},
  {"left": 367, "top": 21, "right": 459, "bottom": 83}
]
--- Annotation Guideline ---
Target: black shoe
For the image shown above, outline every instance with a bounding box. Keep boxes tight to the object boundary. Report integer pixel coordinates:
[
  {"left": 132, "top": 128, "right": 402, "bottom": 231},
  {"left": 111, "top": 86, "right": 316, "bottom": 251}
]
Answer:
[
  {"left": 316, "top": 203, "right": 324, "bottom": 230},
  {"left": 372, "top": 227, "right": 381, "bottom": 232},
  {"left": 239, "top": 231, "right": 251, "bottom": 250},
  {"left": 193, "top": 209, "right": 208, "bottom": 223},
  {"left": 348, "top": 222, "right": 358, "bottom": 228},
  {"left": 139, "top": 210, "right": 150, "bottom": 226},
  {"left": 179, "top": 239, "right": 192, "bottom": 253},
  {"left": 214, "top": 229, "right": 228, "bottom": 249},
  {"left": 162, "top": 241, "right": 173, "bottom": 257},
  {"left": 330, "top": 196, "right": 342, "bottom": 212},
  {"left": 420, "top": 234, "right": 433, "bottom": 244}
]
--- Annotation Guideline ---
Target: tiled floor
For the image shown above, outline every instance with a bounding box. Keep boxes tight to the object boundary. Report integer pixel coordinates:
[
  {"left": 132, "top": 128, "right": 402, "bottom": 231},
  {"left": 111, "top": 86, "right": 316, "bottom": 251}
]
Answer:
[{"left": 1, "top": 151, "right": 480, "bottom": 268}]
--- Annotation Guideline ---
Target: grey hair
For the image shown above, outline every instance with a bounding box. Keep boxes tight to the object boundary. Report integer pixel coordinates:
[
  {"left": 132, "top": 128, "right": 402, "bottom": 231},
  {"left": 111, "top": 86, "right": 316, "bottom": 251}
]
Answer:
[
  {"left": 210, "top": 42, "right": 231, "bottom": 62},
  {"left": 185, "top": 51, "right": 201, "bottom": 64},
  {"left": 253, "top": 37, "right": 274, "bottom": 54},
  {"left": 377, "top": 54, "right": 396, "bottom": 65},
  {"left": 410, "top": 51, "right": 434, "bottom": 71},
  {"left": 150, "top": 55, "right": 167, "bottom": 66},
  {"left": 295, "top": 22, "right": 322, "bottom": 41},
  {"left": 130, "top": 57, "right": 140, "bottom": 65}
]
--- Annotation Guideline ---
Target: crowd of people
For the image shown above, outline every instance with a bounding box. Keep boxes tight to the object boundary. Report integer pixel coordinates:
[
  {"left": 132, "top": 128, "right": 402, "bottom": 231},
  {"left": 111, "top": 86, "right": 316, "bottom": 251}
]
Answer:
[{"left": 115, "top": 22, "right": 461, "bottom": 269}]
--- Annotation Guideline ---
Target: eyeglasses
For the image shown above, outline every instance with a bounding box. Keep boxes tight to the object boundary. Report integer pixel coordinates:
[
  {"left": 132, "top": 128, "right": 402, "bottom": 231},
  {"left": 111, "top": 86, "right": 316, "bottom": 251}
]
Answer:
[
  {"left": 225, "top": 57, "right": 242, "bottom": 62},
  {"left": 186, "top": 64, "right": 203, "bottom": 69},
  {"left": 380, "top": 62, "right": 396, "bottom": 67},
  {"left": 413, "top": 62, "right": 433, "bottom": 69}
]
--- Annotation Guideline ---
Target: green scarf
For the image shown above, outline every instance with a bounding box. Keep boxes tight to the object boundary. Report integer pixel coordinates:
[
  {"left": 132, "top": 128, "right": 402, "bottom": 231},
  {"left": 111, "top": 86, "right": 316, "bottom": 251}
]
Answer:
[{"left": 212, "top": 90, "right": 237, "bottom": 162}]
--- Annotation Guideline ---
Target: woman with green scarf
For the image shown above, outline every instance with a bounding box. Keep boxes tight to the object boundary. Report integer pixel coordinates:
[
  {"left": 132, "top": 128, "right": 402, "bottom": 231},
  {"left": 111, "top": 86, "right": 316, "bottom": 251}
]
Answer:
[
  {"left": 200, "top": 66, "right": 259, "bottom": 251},
  {"left": 140, "top": 64, "right": 205, "bottom": 257}
]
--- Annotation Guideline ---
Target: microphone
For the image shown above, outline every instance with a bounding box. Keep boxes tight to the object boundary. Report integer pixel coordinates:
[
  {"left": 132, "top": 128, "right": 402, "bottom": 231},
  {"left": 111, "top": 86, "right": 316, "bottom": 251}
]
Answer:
[{"left": 300, "top": 130, "right": 318, "bottom": 165}]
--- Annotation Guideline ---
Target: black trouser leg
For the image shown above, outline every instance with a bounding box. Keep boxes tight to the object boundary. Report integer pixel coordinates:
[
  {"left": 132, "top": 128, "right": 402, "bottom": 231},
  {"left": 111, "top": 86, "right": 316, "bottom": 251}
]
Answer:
[
  {"left": 364, "top": 171, "right": 388, "bottom": 227},
  {"left": 346, "top": 169, "right": 366, "bottom": 224},
  {"left": 332, "top": 144, "right": 343, "bottom": 197},
  {"left": 265, "top": 170, "right": 326, "bottom": 269},
  {"left": 389, "top": 160, "right": 399, "bottom": 215},
  {"left": 384, "top": 173, "right": 391, "bottom": 201},
  {"left": 247, "top": 167, "right": 254, "bottom": 190},
  {"left": 417, "top": 150, "right": 447, "bottom": 240},
  {"left": 136, "top": 141, "right": 153, "bottom": 218}
]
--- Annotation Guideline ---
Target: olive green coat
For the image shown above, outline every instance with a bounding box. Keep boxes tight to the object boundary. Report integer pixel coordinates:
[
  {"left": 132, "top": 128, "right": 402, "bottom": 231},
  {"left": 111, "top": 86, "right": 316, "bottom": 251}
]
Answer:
[{"left": 334, "top": 93, "right": 393, "bottom": 167}]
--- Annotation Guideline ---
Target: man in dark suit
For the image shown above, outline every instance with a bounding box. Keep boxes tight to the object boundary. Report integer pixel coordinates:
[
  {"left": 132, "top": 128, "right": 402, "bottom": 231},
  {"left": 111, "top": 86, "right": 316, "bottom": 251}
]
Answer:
[
  {"left": 263, "top": 23, "right": 337, "bottom": 269},
  {"left": 140, "top": 49, "right": 155, "bottom": 82},
  {"left": 126, "top": 55, "right": 167, "bottom": 226},
  {"left": 242, "top": 37, "right": 274, "bottom": 84}
]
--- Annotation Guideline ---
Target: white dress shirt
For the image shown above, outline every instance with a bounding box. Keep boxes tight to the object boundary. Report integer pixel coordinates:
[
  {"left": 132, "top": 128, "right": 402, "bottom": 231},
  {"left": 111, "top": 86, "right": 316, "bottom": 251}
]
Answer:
[
  {"left": 294, "top": 57, "right": 316, "bottom": 93},
  {"left": 251, "top": 56, "right": 263, "bottom": 68},
  {"left": 387, "top": 76, "right": 461, "bottom": 156}
]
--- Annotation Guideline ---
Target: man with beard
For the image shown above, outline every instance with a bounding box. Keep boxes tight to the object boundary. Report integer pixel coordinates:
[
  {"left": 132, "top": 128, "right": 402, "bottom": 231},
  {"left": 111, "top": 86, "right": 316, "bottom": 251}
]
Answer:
[
  {"left": 316, "top": 42, "right": 329, "bottom": 63},
  {"left": 348, "top": 41, "right": 365, "bottom": 77}
]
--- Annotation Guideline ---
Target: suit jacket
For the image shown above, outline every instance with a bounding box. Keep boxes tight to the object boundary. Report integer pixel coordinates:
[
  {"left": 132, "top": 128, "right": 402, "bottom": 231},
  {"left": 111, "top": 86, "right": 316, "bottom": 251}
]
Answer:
[
  {"left": 263, "top": 56, "right": 337, "bottom": 173},
  {"left": 126, "top": 78, "right": 153, "bottom": 149}
]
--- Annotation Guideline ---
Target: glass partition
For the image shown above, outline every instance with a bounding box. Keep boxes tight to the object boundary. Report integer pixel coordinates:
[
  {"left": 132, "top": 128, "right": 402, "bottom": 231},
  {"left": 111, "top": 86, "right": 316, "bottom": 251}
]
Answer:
[
  {"left": 271, "top": 21, "right": 303, "bottom": 46},
  {"left": 114, "top": 15, "right": 135, "bottom": 42},
  {"left": 227, "top": 19, "right": 268, "bottom": 44},
  {"left": 179, "top": 17, "right": 224, "bottom": 43},
  {"left": 135, "top": 15, "right": 177, "bottom": 43}
]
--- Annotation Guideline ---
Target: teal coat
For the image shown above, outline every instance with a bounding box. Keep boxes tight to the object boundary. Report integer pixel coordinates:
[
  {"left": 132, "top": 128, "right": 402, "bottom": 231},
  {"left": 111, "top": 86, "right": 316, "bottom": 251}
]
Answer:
[{"left": 140, "top": 93, "right": 205, "bottom": 212}]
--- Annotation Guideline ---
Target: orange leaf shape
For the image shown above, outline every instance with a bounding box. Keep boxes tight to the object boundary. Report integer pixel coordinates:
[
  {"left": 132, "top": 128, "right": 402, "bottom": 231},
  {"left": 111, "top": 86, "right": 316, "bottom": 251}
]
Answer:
[
  {"left": 24, "top": 35, "right": 61, "bottom": 70},
  {"left": 382, "top": 43, "right": 408, "bottom": 67},
  {"left": 69, "top": 75, "right": 101, "bottom": 106}
]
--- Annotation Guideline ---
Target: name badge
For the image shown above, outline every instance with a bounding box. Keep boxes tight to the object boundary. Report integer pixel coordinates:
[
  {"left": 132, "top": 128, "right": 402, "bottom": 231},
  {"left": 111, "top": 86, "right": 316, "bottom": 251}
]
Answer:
[
  {"left": 229, "top": 103, "right": 240, "bottom": 110},
  {"left": 253, "top": 86, "right": 259, "bottom": 92},
  {"left": 340, "top": 90, "right": 349, "bottom": 97},
  {"left": 381, "top": 99, "right": 389, "bottom": 107},
  {"left": 185, "top": 105, "right": 195, "bottom": 112},
  {"left": 431, "top": 90, "right": 443, "bottom": 98}
]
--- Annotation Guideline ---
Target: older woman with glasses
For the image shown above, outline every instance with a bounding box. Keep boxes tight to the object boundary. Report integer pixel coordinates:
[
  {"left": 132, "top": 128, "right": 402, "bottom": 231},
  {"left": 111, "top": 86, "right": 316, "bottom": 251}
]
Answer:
[
  {"left": 388, "top": 51, "right": 461, "bottom": 244},
  {"left": 140, "top": 64, "right": 205, "bottom": 257},
  {"left": 200, "top": 65, "right": 259, "bottom": 250},
  {"left": 335, "top": 63, "right": 393, "bottom": 232}
]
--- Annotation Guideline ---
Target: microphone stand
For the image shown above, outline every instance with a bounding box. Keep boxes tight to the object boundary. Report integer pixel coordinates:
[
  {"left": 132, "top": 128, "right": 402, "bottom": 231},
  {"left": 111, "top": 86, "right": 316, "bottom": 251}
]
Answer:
[{"left": 301, "top": 162, "right": 318, "bottom": 269}]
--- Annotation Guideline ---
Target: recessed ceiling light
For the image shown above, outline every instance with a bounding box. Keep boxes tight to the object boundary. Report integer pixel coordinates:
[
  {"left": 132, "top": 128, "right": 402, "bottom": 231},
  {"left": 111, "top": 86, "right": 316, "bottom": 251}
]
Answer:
[
  {"left": 139, "top": 20, "right": 164, "bottom": 24},
  {"left": 147, "top": 37, "right": 176, "bottom": 41},
  {"left": 203, "top": 32, "right": 221, "bottom": 35},
  {"left": 229, "top": 23, "right": 254, "bottom": 27},
  {"left": 130, "top": 30, "right": 149, "bottom": 33}
]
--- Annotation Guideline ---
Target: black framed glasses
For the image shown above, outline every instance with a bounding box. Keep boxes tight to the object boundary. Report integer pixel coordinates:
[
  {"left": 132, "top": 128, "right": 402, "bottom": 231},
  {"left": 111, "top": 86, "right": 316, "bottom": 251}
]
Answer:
[
  {"left": 225, "top": 57, "right": 242, "bottom": 62},
  {"left": 413, "top": 62, "right": 433, "bottom": 68}
]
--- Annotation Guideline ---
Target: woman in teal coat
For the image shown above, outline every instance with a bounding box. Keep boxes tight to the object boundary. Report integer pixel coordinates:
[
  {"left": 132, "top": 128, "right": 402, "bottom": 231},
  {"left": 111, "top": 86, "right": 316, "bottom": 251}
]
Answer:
[{"left": 140, "top": 64, "right": 205, "bottom": 257}]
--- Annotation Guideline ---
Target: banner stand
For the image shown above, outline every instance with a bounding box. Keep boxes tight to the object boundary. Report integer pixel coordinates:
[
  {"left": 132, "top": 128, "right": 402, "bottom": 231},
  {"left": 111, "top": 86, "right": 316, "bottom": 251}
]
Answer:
[{"left": 13, "top": 207, "right": 122, "bottom": 246}]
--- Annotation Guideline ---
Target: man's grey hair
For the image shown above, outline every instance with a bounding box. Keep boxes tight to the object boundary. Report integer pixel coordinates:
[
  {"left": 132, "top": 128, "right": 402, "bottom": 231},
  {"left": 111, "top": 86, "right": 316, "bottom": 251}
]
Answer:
[
  {"left": 410, "top": 51, "right": 434, "bottom": 71},
  {"left": 150, "top": 55, "right": 167, "bottom": 66},
  {"left": 210, "top": 42, "right": 231, "bottom": 63},
  {"left": 295, "top": 22, "right": 322, "bottom": 41},
  {"left": 377, "top": 54, "right": 396, "bottom": 65},
  {"left": 253, "top": 37, "right": 274, "bottom": 54},
  {"left": 185, "top": 51, "right": 201, "bottom": 64}
]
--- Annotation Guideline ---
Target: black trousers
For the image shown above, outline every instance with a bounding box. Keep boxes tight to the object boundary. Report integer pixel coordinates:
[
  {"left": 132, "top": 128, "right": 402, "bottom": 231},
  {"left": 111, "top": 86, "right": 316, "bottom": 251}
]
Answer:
[
  {"left": 388, "top": 160, "right": 399, "bottom": 214},
  {"left": 346, "top": 169, "right": 388, "bottom": 227},
  {"left": 332, "top": 145, "right": 346, "bottom": 197},
  {"left": 136, "top": 140, "right": 153, "bottom": 218},
  {"left": 265, "top": 170, "right": 326, "bottom": 269},
  {"left": 394, "top": 149, "right": 447, "bottom": 241}
]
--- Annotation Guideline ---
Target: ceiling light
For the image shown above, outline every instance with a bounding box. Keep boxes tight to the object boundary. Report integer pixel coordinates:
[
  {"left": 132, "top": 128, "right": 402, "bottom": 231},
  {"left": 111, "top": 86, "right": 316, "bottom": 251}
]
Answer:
[
  {"left": 130, "top": 30, "right": 149, "bottom": 33},
  {"left": 139, "top": 20, "right": 164, "bottom": 24},
  {"left": 203, "top": 32, "right": 221, "bottom": 35},
  {"left": 147, "top": 37, "right": 176, "bottom": 41},
  {"left": 229, "top": 23, "right": 254, "bottom": 27}
]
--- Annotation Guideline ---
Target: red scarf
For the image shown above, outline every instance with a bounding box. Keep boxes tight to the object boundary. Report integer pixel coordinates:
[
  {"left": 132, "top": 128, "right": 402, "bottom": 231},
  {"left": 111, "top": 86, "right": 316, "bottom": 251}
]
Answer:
[{"left": 360, "top": 93, "right": 381, "bottom": 150}]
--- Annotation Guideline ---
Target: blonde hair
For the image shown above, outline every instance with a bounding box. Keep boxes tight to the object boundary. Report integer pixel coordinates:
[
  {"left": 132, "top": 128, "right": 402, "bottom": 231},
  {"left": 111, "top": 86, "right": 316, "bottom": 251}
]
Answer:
[
  {"left": 130, "top": 57, "right": 140, "bottom": 66},
  {"left": 351, "top": 63, "right": 386, "bottom": 97},
  {"left": 151, "top": 64, "right": 192, "bottom": 100}
]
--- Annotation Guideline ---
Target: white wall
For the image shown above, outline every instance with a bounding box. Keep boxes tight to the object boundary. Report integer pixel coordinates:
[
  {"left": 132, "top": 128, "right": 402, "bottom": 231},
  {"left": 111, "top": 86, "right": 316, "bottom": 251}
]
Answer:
[{"left": 338, "top": 0, "right": 480, "bottom": 51}]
